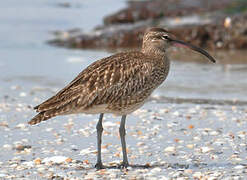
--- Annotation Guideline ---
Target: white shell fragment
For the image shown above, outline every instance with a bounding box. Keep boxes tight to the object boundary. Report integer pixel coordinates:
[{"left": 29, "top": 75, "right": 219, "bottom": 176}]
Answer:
[
  {"left": 164, "top": 146, "right": 176, "bottom": 153},
  {"left": 43, "top": 156, "right": 69, "bottom": 164},
  {"left": 200, "top": 146, "right": 214, "bottom": 153}
]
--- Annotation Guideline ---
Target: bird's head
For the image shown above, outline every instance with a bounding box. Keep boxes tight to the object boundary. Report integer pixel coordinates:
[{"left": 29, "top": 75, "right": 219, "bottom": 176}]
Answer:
[{"left": 142, "top": 27, "right": 216, "bottom": 63}]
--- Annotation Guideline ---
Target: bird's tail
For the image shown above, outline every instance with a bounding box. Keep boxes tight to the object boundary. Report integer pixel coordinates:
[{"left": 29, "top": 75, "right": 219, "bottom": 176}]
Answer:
[{"left": 28, "top": 112, "right": 53, "bottom": 125}]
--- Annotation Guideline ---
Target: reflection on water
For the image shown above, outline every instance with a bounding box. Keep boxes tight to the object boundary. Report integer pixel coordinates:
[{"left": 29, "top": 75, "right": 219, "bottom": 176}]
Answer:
[{"left": 0, "top": 0, "right": 246, "bottom": 104}]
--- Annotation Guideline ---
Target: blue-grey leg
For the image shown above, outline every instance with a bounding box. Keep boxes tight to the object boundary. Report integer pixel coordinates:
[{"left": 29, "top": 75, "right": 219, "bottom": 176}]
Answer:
[
  {"left": 95, "top": 113, "right": 104, "bottom": 169},
  {"left": 119, "top": 115, "right": 129, "bottom": 168}
]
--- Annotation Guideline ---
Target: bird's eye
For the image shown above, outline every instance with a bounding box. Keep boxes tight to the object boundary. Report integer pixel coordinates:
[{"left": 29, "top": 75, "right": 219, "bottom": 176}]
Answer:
[{"left": 162, "top": 35, "right": 169, "bottom": 40}]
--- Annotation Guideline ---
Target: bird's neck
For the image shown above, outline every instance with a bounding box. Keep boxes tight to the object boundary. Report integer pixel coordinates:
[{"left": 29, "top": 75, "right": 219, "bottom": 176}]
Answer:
[
  {"left": 141, "top": 43, "right": 167, "bottom": 55},
  {"left": 141, "top": 46, "right": 170, "bottom": 87},
  {"left": 141, "top": 46, "right": 167, "bottom": 60},
  {"left": 142, "top": 46, "right": 170, "bottom": 70}
]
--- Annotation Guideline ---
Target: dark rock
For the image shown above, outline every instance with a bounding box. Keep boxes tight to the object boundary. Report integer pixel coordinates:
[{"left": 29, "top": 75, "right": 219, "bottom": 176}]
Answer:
[
  {"left": 48, "top": 0, "right": 247, "bottom": 50},
  {"left": 103, "top": 0, "right": 232, "bottom": 25},
  {"left": 48, "top": 24, "right": 148, "bottom": 49}
]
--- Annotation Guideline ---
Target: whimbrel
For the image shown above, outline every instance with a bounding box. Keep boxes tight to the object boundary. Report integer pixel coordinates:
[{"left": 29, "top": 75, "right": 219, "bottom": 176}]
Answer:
[{"left": 29, "top": 27, "right": 216, "bottom": 169}]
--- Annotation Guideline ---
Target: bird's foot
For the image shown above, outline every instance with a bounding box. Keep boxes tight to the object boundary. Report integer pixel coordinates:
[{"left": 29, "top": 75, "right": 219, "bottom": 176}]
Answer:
[
  {"left": 95, "top": 162, "right": 105, "bottom": 170},
  {"left": 118, "top": 161, "right": 129, "bottom": 169}
]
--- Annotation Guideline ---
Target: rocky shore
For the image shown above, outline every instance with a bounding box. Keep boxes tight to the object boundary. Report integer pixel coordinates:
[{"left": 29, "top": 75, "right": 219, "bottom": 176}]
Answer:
[{"left": 48, "top": 0, "right": 247, "bottom": 50}]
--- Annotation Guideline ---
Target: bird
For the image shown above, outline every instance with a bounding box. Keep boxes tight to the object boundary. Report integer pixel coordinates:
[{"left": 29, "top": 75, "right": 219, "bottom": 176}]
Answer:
[{"left": 29, "top": 27, "right": 216, "bottom": 169}]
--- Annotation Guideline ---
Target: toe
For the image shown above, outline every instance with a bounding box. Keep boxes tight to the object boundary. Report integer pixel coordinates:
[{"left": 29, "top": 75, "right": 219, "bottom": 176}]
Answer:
[
  {"left": 95, "top": 162, "right": 104, "bottom": 170},
  {"left": 118, "top": 162, "right": 129, "bottom": 169}
]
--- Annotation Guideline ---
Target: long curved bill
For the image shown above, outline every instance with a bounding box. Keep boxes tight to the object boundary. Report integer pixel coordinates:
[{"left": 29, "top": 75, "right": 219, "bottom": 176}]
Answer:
[{"left": 168, "top": 37, "right": 216, "bottom": 63}]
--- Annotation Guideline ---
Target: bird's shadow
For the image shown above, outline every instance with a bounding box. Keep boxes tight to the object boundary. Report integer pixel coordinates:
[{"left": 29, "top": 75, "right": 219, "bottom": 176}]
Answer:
[
  {"left": 94, "top": 163, "right": 189, "bottom": 170},
  {"left": 93, "top": 162, "right": 244, "bottom": 171},
  {"left": 102, "top": 164, "right": 153, "bottom": 169}
]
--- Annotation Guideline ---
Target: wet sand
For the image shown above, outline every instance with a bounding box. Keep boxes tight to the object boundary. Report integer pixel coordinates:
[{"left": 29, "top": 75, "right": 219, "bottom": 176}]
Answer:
[{"left": 0, "top": 93, "right": 247, "bottom": 179}]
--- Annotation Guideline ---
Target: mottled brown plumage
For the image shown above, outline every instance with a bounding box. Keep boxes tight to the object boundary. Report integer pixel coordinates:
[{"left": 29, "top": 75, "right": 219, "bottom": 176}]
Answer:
[
  {"left": 29, "top": 48, "right": 170, "bottom": 125},
  {"left": 29, "top": 27, "right": 216, "bottom": 169}
]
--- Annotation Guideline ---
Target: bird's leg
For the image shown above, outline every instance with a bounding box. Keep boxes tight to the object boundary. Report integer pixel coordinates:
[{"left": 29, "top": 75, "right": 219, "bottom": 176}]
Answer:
[
  {"left": 119, "top": 115, "right": 129, "bottom": 168},
  {"left": 95, "top": 113, "right": 104, "bottom": 169}
]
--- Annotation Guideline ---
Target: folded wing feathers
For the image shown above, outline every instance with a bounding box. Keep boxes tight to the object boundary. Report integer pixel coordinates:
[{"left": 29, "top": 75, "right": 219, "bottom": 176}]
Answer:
[{"left": 30, "top": 52, "right": 154, "bottom": 125}]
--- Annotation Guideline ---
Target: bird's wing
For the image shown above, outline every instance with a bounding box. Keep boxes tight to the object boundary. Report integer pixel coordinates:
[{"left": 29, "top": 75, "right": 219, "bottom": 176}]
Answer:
[
  {"left": 35, "top": 52, "right": 155, "bottom": 113},
  {"left": 80, "top": 53, "right": 156, "bottom": 111}
]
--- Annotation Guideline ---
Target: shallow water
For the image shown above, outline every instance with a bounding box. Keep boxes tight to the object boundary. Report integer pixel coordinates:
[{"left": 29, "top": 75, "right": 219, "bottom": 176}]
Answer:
[{"left": 0, "top": 0, "right": 247, "bottom": 179}]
